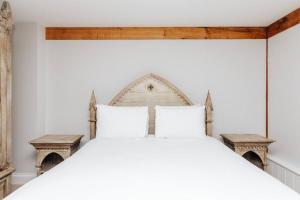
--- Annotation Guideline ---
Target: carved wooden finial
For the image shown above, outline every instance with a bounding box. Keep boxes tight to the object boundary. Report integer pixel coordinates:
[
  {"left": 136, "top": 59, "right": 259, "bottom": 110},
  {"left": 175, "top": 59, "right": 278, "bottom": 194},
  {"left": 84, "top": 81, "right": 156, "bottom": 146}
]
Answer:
[
  {"left": 205, "top": 90, "right": 213, "bottom": 111},
  {"left": 89, "top": 90, "right": 97, "bottom": 139},
  {"left": 89, "top": 90, "right": 97, "bottom": 111},
  {"left": 1, "top": 1, "right": 11, "bottom": 18},
  {"left": 0, "top": 1, "right": 12, "bottom": 31},
  {"left": 205, "top": 90, "right": 213, "bottom": 137}
]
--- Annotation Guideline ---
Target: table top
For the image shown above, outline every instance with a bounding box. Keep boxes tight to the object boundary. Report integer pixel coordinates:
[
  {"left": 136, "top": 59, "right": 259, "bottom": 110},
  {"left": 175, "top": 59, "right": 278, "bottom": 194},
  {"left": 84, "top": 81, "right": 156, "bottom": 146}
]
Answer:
[
  {"left": 220, "top": 134, "right": 275, "bottom": 143},
  {"left": 30, "top": 134, "right": 84, "bottom": 145}
]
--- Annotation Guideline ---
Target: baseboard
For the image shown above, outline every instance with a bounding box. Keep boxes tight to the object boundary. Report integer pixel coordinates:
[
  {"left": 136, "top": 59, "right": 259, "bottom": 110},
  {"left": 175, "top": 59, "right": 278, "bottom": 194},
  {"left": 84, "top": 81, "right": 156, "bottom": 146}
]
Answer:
[
  {"left": 11, "top": 173, "right": 36, "bottom": 185},
  {"left": 266, "top": 157, "right": 300, "bottom": 193}
]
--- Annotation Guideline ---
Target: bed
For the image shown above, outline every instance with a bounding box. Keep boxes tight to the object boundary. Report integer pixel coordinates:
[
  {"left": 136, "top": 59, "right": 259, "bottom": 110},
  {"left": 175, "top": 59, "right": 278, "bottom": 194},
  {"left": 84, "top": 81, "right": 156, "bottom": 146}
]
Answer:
[{"left": 6, "top": 74, "right": 300, "bottom": 200}]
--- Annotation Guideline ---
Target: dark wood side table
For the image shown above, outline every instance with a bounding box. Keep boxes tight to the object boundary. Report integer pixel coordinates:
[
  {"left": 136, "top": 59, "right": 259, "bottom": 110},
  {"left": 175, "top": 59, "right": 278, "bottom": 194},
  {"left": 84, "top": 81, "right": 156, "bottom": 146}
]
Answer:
[
  {"left": 220, "top": 134, "right": 275, "bottom": 170},
  {"left": 30, "top": 135, "right": 83, "bottom": 175}
]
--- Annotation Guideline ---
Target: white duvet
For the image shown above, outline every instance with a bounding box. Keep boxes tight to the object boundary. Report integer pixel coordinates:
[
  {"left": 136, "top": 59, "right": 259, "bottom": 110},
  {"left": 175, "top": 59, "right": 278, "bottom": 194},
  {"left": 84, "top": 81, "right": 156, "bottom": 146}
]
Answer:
[{"left": 6, "top": 137, "right": 300, "bottom": 200}]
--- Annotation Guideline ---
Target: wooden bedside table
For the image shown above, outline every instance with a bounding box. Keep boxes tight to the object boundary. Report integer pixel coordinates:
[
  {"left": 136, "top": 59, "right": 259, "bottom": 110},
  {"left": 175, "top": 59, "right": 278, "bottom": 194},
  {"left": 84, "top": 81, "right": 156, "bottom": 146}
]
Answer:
[
  {"left": 30, "top": 135, "right": 84, "bottom": 175},
  {"left": 220, "top": 134, "right": 275, "bottom": 170}
]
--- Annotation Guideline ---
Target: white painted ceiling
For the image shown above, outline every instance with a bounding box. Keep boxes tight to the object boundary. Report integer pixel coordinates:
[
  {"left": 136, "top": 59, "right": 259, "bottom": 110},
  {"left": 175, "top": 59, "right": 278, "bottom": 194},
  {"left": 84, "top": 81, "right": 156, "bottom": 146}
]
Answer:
[{"left": 7, "top": 0, "right": 300, "bottom": 26}]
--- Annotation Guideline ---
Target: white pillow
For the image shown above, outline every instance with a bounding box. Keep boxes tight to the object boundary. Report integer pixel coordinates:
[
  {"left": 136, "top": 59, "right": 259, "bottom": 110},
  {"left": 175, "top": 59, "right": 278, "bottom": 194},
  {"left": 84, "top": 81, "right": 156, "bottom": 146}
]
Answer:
[
  {"left": 155, "top": 105, "right": 206, "bottom": 138},
  {"left": 96, "top": 105, "right": 149, "bottom": 138}
]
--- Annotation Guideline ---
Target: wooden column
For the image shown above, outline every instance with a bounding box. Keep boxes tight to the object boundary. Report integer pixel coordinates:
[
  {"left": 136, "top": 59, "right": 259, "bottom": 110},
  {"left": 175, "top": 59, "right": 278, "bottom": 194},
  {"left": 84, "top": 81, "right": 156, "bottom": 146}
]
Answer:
[{"left": 0, "top": 1, "right": 14, "bottom": 199}]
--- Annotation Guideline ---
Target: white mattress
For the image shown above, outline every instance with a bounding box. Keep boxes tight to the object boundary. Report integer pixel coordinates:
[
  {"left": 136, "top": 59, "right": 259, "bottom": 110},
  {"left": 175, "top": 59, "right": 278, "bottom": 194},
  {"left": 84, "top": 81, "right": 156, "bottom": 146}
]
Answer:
[{"left": 6, "top": 137, "right": 300, "bottom": 200}]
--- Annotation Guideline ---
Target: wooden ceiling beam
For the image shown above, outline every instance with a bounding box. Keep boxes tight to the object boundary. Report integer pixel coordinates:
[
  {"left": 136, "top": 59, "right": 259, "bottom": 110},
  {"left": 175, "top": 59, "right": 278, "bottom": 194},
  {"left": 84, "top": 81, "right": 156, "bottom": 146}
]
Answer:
[
  {"left": 45, "top": 7, "right": 300, "bottom": 40},
  {"left": 267, "top": 8, "right": 300, "bottom": 38},
  {"left": 46, "top": 27, "right": 267, "bottom": 40}
]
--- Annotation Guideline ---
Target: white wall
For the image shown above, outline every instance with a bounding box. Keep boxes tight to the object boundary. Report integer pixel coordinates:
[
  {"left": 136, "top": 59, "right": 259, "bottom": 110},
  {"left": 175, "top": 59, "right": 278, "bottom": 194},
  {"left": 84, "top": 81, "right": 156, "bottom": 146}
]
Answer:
[
  {"left": 12, "top": 23, "right": 266, "bottom": 178},
  {"left": 269, "top": 24, "right": 300, "bottom": 171},
  {"left": 12, "top": 23, "right": 40, "bottom": 179},
  {"left": 46, "top": 40, "right": 266, "bottom": 142},
  {"left": 12, "top": 23, "right": 47, "bottom": 184}
]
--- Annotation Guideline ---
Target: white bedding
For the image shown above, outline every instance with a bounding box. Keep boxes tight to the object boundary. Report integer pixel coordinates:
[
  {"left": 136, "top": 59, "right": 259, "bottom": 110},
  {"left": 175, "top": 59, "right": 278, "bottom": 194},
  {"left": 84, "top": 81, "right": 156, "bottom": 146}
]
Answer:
[{"left": 6, "top": 137, "right": 300, "bottom": 200}]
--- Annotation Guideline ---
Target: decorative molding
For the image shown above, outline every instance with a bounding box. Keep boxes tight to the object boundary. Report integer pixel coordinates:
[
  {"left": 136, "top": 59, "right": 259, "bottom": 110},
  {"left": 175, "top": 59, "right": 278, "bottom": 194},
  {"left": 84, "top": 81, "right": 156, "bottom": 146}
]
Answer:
[
  {"left": 235, "top": 144, "right": 267, "bottom": 152},
  {"left": 46, "top": 27, "right": 267, "bottom": 40},
  {"left": 267, "top": 8, "right": 300, "bottom": 38}
]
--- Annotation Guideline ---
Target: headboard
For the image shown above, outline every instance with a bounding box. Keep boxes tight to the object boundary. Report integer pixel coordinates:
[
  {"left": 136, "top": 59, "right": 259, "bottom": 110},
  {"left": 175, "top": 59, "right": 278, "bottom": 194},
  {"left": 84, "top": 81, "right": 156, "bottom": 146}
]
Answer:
[{"left": 89, "top": 73, "right": 213, "bottom": 139}]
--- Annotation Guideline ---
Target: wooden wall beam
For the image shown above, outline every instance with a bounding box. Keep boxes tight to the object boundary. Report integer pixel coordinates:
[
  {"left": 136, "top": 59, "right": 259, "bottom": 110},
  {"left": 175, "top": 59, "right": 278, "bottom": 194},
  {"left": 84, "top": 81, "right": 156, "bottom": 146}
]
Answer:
[
  {"left": 46, "top": 27, "right": 267, "bottom": 40},
  {"left": 45, "top": 6, "right": 300, "bottom": 40},
  {"left": 265, "top": 39, "right": 269, "bottom": 138},
  {"left": 267, "top": 8, "right": 300, "bottom": 38}
]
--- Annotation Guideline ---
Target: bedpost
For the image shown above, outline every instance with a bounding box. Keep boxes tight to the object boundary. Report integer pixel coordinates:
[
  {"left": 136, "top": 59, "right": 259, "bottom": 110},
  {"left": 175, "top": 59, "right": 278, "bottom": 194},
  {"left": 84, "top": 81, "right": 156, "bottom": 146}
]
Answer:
[
  {"left": 205, "top": 91, "right": 213, "bottom": 136},
  {"left": 89, "top": 91, "right": 97, "bottom": 139}
]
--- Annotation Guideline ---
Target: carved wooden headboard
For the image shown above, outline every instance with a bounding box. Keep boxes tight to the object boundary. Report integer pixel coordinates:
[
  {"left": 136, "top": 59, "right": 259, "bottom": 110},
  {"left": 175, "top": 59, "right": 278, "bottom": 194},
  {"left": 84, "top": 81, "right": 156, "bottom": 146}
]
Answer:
[{"left": 89, "top": 73, "right": 213, "bottom": 139}]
